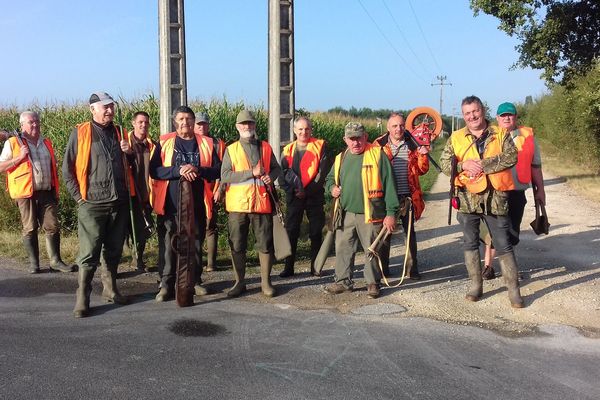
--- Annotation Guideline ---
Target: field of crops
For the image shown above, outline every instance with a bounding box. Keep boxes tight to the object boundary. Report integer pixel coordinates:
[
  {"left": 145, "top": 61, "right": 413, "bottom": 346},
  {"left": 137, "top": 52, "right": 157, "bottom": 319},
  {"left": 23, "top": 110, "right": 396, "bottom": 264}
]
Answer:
[{"left": 0, "top": 96, "right": 388, "bottom": 233}]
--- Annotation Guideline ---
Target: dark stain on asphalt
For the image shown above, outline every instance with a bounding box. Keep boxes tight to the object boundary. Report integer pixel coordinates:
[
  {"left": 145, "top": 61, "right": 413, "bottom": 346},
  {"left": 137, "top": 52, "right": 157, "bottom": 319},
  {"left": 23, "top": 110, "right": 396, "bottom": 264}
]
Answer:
[{"left": 169, "top": 318, "right": 228, "bottom": 337}]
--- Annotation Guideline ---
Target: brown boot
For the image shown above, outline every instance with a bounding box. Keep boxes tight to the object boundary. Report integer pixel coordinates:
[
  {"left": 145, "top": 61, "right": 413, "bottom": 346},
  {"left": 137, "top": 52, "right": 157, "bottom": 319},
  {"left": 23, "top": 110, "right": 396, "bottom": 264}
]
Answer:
[
  {"left": 464, "top": 250, "right": 483, "bottom": 302},
  {"left": 73, "top": 266, "right": 93, "bottom": 318},
  {"left": 205, "top": 232, "right": 217, "bottom": 272},
  {"left": 100, "top": 264, "right": 129, "bottom": 305},
  {"left": 227, "top": 251, "right": 247, "bottom": 297},
  {"left": 498, "top": 253, "right": 524, "bottom": 308},
  {"left": 258, "top": 252, "right": 276, "bottom": 298}
]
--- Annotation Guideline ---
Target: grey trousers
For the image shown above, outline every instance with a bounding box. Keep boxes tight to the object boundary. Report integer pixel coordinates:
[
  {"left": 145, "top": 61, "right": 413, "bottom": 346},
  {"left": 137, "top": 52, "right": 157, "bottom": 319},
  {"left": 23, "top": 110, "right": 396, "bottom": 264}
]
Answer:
[{"left": 333, "top": 211, "right": 382, "bottom": 286}]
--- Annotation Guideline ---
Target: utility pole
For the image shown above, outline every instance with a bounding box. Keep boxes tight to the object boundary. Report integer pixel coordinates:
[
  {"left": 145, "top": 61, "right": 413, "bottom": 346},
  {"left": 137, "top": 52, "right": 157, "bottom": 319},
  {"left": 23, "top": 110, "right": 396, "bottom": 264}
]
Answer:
[
  {"left": 268, "top": 0, "right": 295, "bottom": 161},
  {"left": 431, "top": 75, "right": 451, "bottom": 117},
  {"left": 451, "top": 106, "right": 456, "bottom": 132},
  {"left": 158, "top": 0, "right": 187, "bottom": 135}
]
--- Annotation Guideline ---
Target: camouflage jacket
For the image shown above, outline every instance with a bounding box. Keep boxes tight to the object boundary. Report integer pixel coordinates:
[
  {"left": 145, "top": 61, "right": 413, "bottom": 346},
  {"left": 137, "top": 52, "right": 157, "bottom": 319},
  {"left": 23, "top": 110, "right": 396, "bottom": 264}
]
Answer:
[{"left": 439, "top": 124, "right": 517, "bottom": 216}]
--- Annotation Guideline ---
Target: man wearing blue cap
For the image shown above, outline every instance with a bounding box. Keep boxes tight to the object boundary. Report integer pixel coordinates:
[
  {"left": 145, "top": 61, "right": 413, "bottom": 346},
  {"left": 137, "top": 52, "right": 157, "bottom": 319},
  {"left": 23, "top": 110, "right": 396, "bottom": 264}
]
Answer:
[{"left": 481, "top": 102, "right": 546, "bottom": 279}]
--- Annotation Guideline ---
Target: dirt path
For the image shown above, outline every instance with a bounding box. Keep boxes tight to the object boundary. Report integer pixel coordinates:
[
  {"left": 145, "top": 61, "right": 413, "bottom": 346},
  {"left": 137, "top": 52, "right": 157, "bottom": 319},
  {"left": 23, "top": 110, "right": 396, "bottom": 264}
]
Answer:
[{"left": 245, "top": 172, "right": 600, "bottom": 337}]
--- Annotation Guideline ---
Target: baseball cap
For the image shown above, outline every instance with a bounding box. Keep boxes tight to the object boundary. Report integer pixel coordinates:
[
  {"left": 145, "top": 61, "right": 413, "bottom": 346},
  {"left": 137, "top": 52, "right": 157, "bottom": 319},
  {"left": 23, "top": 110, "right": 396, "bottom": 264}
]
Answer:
[
  {"left": 496, "top": 102, "right": 517, "bottom": 116},
  {"left": 89, "top": 92, "right": 115, "bottom": 106},
  {"left": 236, "top": 110, "right": 255, "bottom": 124},
  {"left": 344, "top": 122, "right": 365, "bottom": 138},
  {"left": 195, "top": 112, "right": 210, "bottom": 124}
]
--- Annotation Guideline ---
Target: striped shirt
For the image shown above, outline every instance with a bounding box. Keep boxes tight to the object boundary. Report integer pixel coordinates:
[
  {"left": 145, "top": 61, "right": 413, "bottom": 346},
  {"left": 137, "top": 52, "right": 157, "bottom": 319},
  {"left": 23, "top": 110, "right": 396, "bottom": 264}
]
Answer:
[{"left": 389, "top": 141, "right": 410, "bottom": 196}]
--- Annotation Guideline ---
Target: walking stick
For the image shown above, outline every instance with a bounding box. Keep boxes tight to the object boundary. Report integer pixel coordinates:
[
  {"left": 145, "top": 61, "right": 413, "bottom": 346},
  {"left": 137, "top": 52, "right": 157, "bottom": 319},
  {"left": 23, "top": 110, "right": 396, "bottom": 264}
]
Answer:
[{"left": 115, "top": 103, "right": 139, "bottom": 263}]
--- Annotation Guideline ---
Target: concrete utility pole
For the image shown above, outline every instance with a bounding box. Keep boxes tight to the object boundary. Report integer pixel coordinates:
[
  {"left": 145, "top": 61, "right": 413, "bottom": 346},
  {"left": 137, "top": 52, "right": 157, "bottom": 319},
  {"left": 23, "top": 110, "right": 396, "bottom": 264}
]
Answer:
[
  {"left": 158, "top": 0, "right": 188, "bottom": 135},
  {"left": 268, "top": 0, "right": 295, "bottom": 160},
  {"left": 431, "top": 75, "right": 451, "bottom": 117}
]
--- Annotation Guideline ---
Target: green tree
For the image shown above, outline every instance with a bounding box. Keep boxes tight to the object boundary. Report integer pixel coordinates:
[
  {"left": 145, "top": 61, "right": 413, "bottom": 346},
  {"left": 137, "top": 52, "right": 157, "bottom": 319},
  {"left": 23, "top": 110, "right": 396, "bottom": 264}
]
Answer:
[{"left": 470, "top": 0, "right": 600, "bottom": 85}]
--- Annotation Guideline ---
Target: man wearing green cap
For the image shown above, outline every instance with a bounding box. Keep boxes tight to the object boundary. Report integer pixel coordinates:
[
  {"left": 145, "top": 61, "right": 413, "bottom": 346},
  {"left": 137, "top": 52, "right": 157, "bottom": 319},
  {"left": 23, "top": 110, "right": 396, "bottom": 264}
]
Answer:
[
  {"left": 324, "top": 122, "right": 398, "bottom": 299},
  {"left": 480, "top": 102, "right": 546, "bottom": 279},
  {"left": 220, "top": 110, "right": 282, "bottom": 298}
]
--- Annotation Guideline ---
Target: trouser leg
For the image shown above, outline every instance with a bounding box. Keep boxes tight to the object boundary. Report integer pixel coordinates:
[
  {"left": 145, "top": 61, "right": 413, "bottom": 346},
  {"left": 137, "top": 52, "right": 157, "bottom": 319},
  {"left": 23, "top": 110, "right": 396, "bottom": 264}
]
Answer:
[
  {"left": 227, "top": 212, "right": 249, "bottom": 297},
  {"left": 333, "top": 212, "right": 358, "bottom": 288},
  {"left": 355, "top": 215, "right": 381, "bottom": 285},
  {"left": 281, "top": 199, "right": 303, "bottom": 277},
  {"left": 306, "top": 199, "right": 325, "bottom": 275}
]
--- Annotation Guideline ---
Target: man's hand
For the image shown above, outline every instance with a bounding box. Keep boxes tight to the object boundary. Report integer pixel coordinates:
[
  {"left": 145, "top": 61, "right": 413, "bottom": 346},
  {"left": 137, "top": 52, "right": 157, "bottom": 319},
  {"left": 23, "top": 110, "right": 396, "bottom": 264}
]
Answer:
[
  {"left": 179, "top": 164, "right": 199, "bottom": 181},
  {"left": 383, "top": 215, "right": 396, "bottom": 233},
  {"left": 294, "top": 189, "right": 306, "bottom": 199},
  {"left": 260, "top": 174, "right": 272, "bottom": 185},
  {"left": 461, "top": 159, "right": 483, "bottom": 176},
  {"left": 120, "top": 139, "right": 132, "bottom": 154},
  {"left": 213, "top": 189, "right": 222, "bottom": 203},
  {"left": 534, "top": 188, "right": 546, "bottom": 206},
  {"left": 331, "top": 185, "right": 341, "bottom": 198},
  {"left": 252, "top": 162, "right": 263, "bottom": 178},
  {"left": 17, "top": 145, "right": 30, "bottom": 163},
  {"left": 418, "top": 146, "right": 429, "bottom": 155}
]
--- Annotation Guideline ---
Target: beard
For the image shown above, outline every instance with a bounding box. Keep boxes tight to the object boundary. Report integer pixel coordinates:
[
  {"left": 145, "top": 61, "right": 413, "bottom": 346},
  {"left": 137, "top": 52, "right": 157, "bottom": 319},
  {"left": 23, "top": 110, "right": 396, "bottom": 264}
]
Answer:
[{"left": 240, "top": 129, "right": 256, "bottom": 139}]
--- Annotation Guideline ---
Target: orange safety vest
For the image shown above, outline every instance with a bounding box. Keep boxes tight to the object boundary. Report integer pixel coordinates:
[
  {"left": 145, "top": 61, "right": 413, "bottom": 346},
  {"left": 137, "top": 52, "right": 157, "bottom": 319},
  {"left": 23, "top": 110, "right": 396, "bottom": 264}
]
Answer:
[
  {"left": 333, "top": 144, "right": 385, "bottom": 223},
  {"left": 225, "top": 140, "right": 272, "bottom": 214},
  {"left": 75, "top": 122, "right": 135, "bottom": 200},
  {"left": 283, "top": 138, "right": 325, "bottom": 188},
  {"left": 451, "top": 126, "right": 514, "bottom": 194},
  {"left": 151, "top": 132, "right": 214, "bottom": 217},
  {"left": 6, "top": 136, "right": 59, "bottom": 199},
  {"left": 207, "top": 136, "right": 226, "bottom": 194},
  {"left": 512, "top": 126, "right": 535, "bottom": 184},
  {"left": 374, "top": 133, "right": 428, "bottom": 220}
]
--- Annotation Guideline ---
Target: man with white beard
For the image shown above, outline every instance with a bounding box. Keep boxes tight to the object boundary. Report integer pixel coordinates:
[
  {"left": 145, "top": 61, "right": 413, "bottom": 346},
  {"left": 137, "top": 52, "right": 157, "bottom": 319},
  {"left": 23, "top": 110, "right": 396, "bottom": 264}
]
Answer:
[{"left": 220, "top": 110, "right": 282, "bottom": 298}]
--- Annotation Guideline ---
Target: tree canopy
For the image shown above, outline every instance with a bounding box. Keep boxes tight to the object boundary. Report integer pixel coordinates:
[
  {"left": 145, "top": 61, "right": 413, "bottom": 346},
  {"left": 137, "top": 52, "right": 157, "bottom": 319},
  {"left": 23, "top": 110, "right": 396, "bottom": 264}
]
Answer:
[{"left": 470, "top": 0, "right": 600, "bottom": 85}]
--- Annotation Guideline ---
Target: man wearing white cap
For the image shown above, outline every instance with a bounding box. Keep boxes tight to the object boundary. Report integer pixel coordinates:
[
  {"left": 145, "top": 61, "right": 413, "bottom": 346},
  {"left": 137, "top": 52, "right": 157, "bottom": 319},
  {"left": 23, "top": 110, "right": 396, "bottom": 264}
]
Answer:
[{"left": 63, "top": 91, "right": 133, "bottom": 318}]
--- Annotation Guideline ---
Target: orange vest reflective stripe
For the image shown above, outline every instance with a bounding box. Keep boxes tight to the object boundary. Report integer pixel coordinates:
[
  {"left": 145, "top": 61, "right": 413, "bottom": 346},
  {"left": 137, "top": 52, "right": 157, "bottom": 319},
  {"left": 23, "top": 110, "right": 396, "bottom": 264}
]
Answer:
[
  {"left": 75, "top": 122, "right": 134, "bottom": 200},
  {"left": 283, "top": 138, "right": 324, "bottom": 188},
  {"left": 513, "top": 126, "right": 535, "bottom": 184},
  {"left": 225, "top": 140, "right": 272, "bottom": 214},
  {"left": 152, "top": 132, "right": 213, "bottom": 217},
  {"left": 333, "top": 144, "right": 384, "bottom": 223},
  {"left": 6, "top": 137, "right": 59, "bottom": 199},
  {"left": 451, "top": 126, "right": 514, "bottom": 193}
]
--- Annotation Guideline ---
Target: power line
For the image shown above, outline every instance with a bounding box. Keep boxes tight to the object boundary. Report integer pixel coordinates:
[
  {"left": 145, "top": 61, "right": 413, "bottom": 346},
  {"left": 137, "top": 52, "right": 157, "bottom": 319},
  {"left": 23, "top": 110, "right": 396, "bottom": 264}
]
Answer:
[
  {"left": 356, "top": 0, "right": 428, "bottom": 83},
  {"left": 431, "top": 75, "right": 452, "bottom": 116},
  {"left": 407, "top": 0, "right": 443, "bottom": 74},
  {"left": 381, "top": 0, "right": 432, "bottom": 77}
]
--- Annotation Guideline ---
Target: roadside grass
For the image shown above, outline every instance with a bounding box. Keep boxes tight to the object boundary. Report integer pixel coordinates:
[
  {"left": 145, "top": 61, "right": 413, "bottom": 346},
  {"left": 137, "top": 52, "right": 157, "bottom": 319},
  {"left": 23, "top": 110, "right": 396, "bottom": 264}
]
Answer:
[{"left": 538, "top": 138, "right": 600, "bottom": 202}]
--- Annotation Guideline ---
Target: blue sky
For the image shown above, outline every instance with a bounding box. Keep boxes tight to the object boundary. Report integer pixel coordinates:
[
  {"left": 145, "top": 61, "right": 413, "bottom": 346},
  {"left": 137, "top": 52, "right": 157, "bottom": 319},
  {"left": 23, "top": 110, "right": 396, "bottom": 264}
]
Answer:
[{"left": 0, "top": 0, "right": 547, "bottom": 117}]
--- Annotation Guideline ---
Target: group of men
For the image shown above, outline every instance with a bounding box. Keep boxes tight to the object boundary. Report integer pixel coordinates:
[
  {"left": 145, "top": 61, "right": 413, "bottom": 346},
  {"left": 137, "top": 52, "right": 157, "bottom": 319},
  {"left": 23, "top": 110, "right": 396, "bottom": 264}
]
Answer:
[{"left": 0, "top": 91, "right": 544, "bottom": 317}]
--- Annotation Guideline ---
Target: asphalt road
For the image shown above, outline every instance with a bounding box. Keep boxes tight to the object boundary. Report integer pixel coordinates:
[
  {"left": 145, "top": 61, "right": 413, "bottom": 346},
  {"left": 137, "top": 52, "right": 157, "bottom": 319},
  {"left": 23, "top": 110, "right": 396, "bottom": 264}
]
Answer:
[{"left": 1, "top": 267, "right": 599, "bottom": 400}]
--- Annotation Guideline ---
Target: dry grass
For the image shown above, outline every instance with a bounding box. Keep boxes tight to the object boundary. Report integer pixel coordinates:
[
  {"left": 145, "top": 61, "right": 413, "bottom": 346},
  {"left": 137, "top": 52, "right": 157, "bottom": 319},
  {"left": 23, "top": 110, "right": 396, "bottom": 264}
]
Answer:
[{"left": 539, "top": 139, "right": 600, "bottom": 202}]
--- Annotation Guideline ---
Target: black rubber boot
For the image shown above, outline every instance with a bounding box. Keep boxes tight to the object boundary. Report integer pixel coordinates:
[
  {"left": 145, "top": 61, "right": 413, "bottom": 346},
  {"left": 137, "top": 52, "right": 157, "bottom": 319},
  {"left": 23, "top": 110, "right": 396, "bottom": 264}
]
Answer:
[
  {"left": 46, "top": 234, "right": 74, "bottom": 272},
  {"left": 23, "top": 236, "right": 40, "bottom": 274}
]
